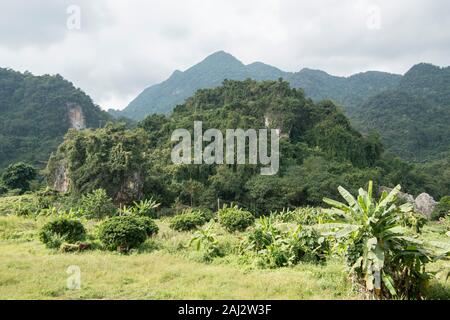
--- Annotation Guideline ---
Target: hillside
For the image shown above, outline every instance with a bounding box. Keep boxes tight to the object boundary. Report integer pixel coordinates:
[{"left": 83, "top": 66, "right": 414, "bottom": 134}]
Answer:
[
  {"left": 0, "top": 68, "right": 111, "bottom": 170},
  {"left": 352, "top": 64, "right": 450, "bottom": 162},
  {"left": 119, "top": 51, "right": 401, "bottom": 120},
  {"left": 49, "top": 80, "right": 439, "bottom": 210}
]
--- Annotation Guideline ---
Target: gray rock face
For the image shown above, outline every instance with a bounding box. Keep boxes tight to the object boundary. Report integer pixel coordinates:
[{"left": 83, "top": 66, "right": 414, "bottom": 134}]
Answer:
[
  {"left": 115, "top": 172, "right": 144, "bottom": 205},
  {"left": 414, "top": 193, "right": 437, "bottom": 219},
  {"left": 379, "top": 187, "right": 436, "bottom": 219},
  {"left": 67, "top": 103, "right": 86, "bottom": 130},
  {"left": 52, "top": 161, "right": 70, "bottom": 193}
]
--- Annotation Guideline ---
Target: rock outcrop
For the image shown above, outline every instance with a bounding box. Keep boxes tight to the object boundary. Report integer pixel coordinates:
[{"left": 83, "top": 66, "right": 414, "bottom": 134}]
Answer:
[
  {"left": 67, "top": 103, "right": 86, "bottom": 130},
  {"left": 379, "top": 187, "right": 437, "bottom": 219},
  {"left": 115, "top": 172, "right": 144, "bottom": 205},
  {"left": 414, "top": 193, "right": 437, "bottom": 219},
  {"left": 52, "top": 161, "right": 70, "bottom": 193}
]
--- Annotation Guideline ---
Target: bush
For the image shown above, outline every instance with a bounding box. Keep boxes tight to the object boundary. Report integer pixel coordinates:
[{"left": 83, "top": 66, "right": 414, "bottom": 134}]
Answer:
[
  {"left": 273, "top": 207, "right": 335, "bottom": 225},
  {"left": 245, "top": 217, "right": 329, "bottom": 268},
  {"left": 132, "top": 198, "right": 160, "bottom": 218},
  {"left": 98, "top": 216, "right": 148, "bottom": 251},
  {"left": 79, "top": 189, "right": 117, "bottom": 219},
  {"left": 323, "top": 182, "right": 449, "bottom": 299},
  {"left": 13, "top": 202, "right": 37, "bottom": 216},
  {"left": 135, "top": 216, "right": 159, "bottom": 236},
  {"left": 169, "top": 210, "right": 207, "bottom": 232},
  {"left": 39, "top": 218, "right": 86, "bottom": 249},
  {"left": 1, "top": 162, "right": 37, "bottom": 193},
  {"left": 190, "top": 223, "right": 223, "bottom": 262},
  {"left": 432, "top": 196, "right": 450, "bottom": 220},
  {"left": 0, "top": 184, "right": 7, "bottom": 196},
  {"left": 218, "top": 206, "right": 254, "bottom": 232},
  {"left": 401, "top": 211, "right": 427, "bottom": 233},
  {"left": 34, "top": 188, "right": 61, "bottom": 211}
]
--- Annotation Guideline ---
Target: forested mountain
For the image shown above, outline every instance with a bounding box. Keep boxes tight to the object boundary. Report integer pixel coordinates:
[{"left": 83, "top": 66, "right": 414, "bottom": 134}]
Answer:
[
  {"left": 49, "top": 80, "right": 442, "bottom": 211},
  {"left": 119, "top": 51, "right": 401, "bottom": 120},
  {"left": 118, "top": 52, "right": 449, "bottom": 163},
  {"left": 352, "top": 64, "right": 450, "bottom": 162},
  {"left": 0, "top": 68, "right": 111, "bottom": 170}
]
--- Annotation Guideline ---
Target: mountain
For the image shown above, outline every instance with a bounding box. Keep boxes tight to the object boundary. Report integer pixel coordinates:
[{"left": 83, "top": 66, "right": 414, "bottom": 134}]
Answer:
[
  {"left": 50, "top": 79, "right": 440, "bottom": 210},
  {"left": 119, "top": 51, "right": 401, "bottom": 120},
  {"left": 0, "top": 68, "right": 111, "bottom": 170},
  {"left": 352, "top": 63, "right": 450, "bottom": 162}
]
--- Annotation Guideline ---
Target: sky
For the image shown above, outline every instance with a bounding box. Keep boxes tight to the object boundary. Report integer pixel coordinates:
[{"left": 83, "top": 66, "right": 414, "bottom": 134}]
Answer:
[{"left": 0, "top": 0, "right": 449, "bottom": 110}]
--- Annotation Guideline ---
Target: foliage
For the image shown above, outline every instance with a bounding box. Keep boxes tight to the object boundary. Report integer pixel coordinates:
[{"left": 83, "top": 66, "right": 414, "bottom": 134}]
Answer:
[
  {"left": 132, "top": 198, "right": 161, "bottom": 218},
  {"left": 352, "top": 64, "right": 450, "bottom": 163},
  {"left": 218, "top": 205, "right": 255, "bottom": 232},
  {"left": 432, "top": 196, "right": 450, "bottom": 220},
  {"left": 190, "top": 223, "right": 222, "bottom": 261},
  {"left": 98, "top": 216, "right": 148, "bottom": 252},
  {"left": 441, "top": 215, "right": 450, "bottom": 233},
  {"left": 46, "top": 124, "right": 150, "bottom": 204},
  {"left": 272, "top": 207, "right": 335, "bottom": 225},
  {"left": 169, "top": 210, "right": 208, "bottom": 232},
  {"left": 245, "top": 217, "right": 330, "bottom": 268},
  {"left": 323, "top": 181, "right": 449, "bottom": 299},
  {"left": 39, "top": 217, "right": 86, "bottom": 249},
  {"left": 46, "top": 79, "right": 442, "bottom": 210},
  {"left": 1, "top": 162, "right": 37, "bottom": 193},
  {"left": 79, "top": 189, "right": 117, "bottom": 219},
  {"left": 0, "top": 68, "right": 111, "bottom": 170},
  {"left": 401, "top": 211, "right": 428, "bottom": 233},
  {"left": 135, "top": 216, "right": 159, "bottom": 237},
  {"left": 120, "top": 51, "right": 401, "bottom": 120}
]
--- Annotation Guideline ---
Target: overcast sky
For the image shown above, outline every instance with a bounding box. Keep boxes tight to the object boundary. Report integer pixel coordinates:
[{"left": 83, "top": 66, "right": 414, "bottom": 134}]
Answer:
[{"left": 0, "top": 0, "right": 449, "bottom": 109}]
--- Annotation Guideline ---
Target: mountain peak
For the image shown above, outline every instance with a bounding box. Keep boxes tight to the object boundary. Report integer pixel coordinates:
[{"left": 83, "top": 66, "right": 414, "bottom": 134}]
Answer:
[
  {"left": 201, "top": 50, "right": 242, "bottom": 64},
  {"left": 406, "top": 63, "right": 440, "bottom": 75}
]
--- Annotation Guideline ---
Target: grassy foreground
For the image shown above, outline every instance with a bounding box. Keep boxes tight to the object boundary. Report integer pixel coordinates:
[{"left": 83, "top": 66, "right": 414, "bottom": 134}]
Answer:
[{"left": 0, "top": 216, "right": 448, "bottom": 300}]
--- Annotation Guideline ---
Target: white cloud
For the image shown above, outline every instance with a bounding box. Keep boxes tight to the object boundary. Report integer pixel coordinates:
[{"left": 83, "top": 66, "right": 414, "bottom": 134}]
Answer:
[{"left": 0, "top": 0, "right": 449, "bottom": 109}]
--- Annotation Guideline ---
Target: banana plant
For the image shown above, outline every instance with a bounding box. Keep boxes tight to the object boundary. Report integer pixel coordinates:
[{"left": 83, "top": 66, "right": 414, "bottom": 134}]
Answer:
[
  {"left": 189, "top": 222, "right": 221, "bottom": 261},
  {"left": 322, "top": 181, "right": 449, "bottom": 299},
  {"left": 132, "top": 198, "right": 161, "bottom": 217}
]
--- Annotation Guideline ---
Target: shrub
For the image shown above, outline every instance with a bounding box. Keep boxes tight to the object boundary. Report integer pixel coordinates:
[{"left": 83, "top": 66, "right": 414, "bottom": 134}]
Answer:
[
  {"left": 432, "top": 196, "right": 450, "bottom": 220},
  {"left": 273, "top": 207, "right": 333, "bottom": 225},
  {"left": 169, "top": 210, "right": 207, "bottom": 232},
  {"left": 0, "top": 184, "right": 7, "bottom": 195},
  {"left": 401, "top": 211, "right": 427, "bottom": 233},
  {"left": 246, "top": 217, "right": 329, "bottom": 268},
  {"left": 246, "top": 216, "right": 280, "bottom": 251},
  {"left": 323, "top": 181, "right": 450, "bottom": 299},
  {"left": 39, "top": 218, "right": 86, "bottom": 249},
  {"left": 79, "top": 189, "right": 117, "bottom": 219},
  {"left": 60, "top": 242, "right": 90, "bottom": 253},
  {"left": 34, "top": 188, "right": 61, "bottom": 211},
  {"left": 13, "top": 202, "right": 36, "bottom": 216},
  {"left": 98, "top": 216, "right": 147, "bottom": 251},
  {"left": 132, "top": 198, "right": 160, "bottom": 218},
  {"left": 190, "top": 223, "right": 223, "bottom": 262},
  {"left": 135, "top": 216, "right": 159, "bottom": 236},
  {"left": 1, "top": 162, "right": 37, "bottom": 193},
  {"left": 441, "top": 214, "right": 450, "bottom": 233},
  {"left": 218, "top": 206, "right": 254, "bottom": 232}
]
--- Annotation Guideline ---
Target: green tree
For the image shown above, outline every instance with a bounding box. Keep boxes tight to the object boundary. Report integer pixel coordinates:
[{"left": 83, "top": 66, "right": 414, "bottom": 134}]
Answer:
[{"left": 1, "top": 162, "right": 37, "bottom": 193}]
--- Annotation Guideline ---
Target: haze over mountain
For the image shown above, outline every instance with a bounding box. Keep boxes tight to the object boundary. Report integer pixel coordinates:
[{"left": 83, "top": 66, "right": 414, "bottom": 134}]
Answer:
[
  {"left": 0, "top": 68, "right": 111, "bottom": 170},
  {"left": 119, "top": 51, "right": 402, "bottom": 120}
]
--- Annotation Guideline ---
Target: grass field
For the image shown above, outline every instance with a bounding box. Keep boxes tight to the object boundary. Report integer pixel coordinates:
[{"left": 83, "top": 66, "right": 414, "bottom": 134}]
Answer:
[{"left": 0, "top": 215, "right": 448, "bottom": 300}]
